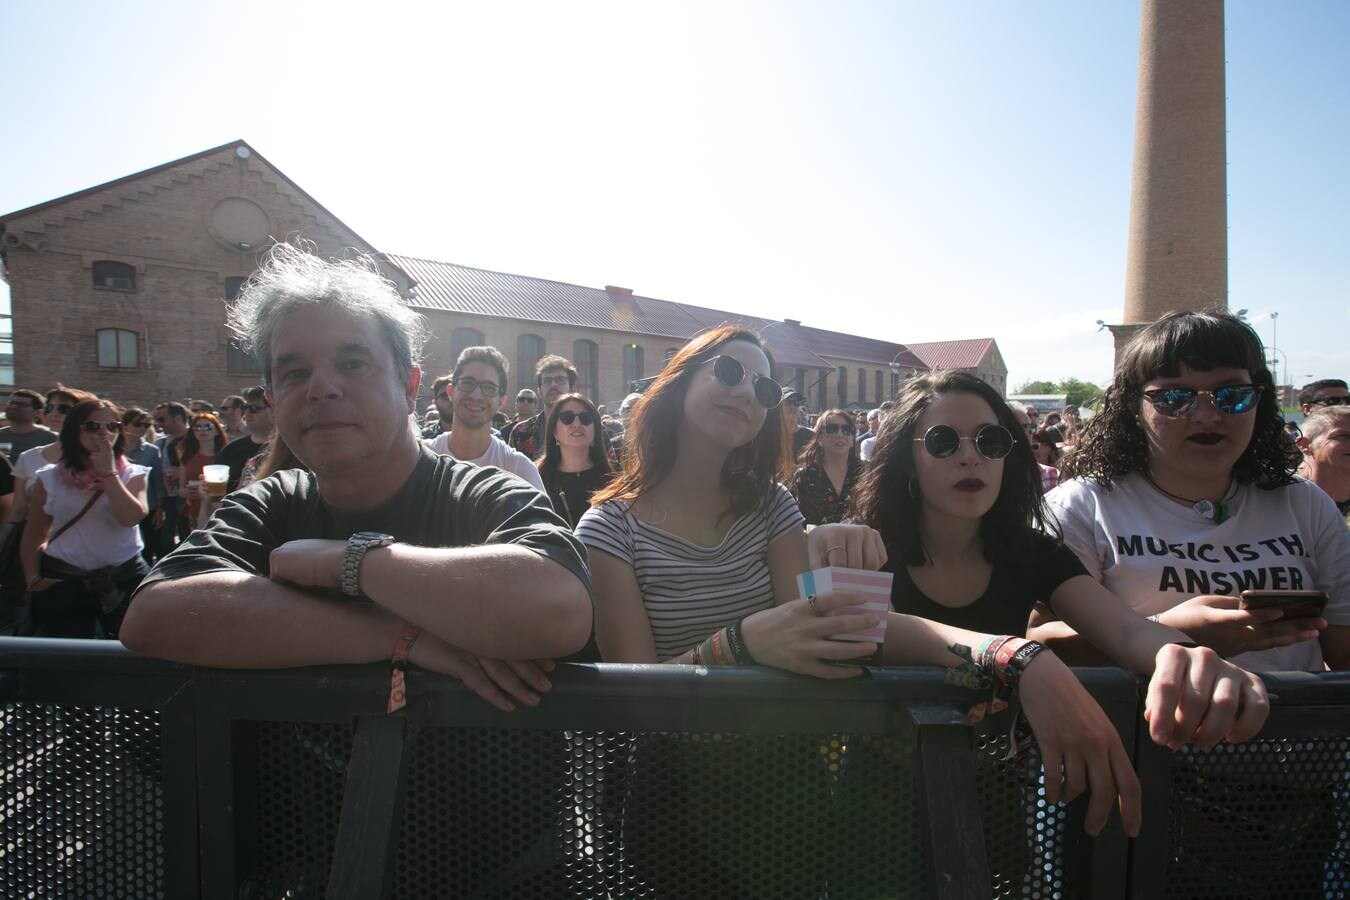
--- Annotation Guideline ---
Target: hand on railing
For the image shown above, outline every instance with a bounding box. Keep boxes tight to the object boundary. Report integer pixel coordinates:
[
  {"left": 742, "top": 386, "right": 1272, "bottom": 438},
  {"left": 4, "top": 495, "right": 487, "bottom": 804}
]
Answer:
[
  {"left": 806, "top": 523, "right": 887, "bottom": 570},
  {"left": 1017, "top": 651, "right": 1142, "bottom": 837},
  {"left": 1152, "top": 594, "right": 1324, "bottom": 657},
  {"left": 1143, "top": 644, "right": 1269, "bottom": 750},
  {"left": 740, "top": 593, "right": 881, "bottom": 679},
  {"left": 409, "top": 630, "right": 554, "bottom": 713}
]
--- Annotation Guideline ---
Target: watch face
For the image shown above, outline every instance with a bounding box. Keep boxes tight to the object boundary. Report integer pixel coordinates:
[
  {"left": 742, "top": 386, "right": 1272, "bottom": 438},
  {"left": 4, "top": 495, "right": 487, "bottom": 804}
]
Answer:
[{"left": 353, "top": 531, "right": 396, "bottom": 544}]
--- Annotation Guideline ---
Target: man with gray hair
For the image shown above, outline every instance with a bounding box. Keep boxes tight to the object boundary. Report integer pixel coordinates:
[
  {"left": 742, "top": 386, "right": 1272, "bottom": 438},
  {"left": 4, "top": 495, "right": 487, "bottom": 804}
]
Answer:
[
  {"left": 1296, "top": 406, "right": 1350, "bottom": 515},
  {"left": 123, "top": 244, "right": 592, "bottom": 712}
]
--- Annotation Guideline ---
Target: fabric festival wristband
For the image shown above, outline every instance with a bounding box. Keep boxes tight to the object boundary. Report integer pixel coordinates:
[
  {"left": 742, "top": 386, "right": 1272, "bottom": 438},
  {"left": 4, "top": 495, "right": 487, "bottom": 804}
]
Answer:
[
  {"left": 1004, "top": 640, "right": 1047, "bottom": 686},
  {"left": 387, "top": 622, "right": 422, "bottom": 714},
  {"left": 726, "top": 618, "right": 756, "bottom": 665},
  {"left": 992, "top": 638, "right": 1029, "bottom": 685}
]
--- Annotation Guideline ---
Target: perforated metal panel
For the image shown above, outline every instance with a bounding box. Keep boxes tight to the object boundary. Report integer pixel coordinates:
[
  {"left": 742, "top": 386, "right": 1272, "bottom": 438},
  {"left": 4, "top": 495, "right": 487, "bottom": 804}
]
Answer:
[
  {"left": 250, "top": 721, "right": 353, "bottom": 899},
  {"left": 975, "top": 721, "right": 1071, "bottom": 899},
  {"left": 1163, "top": 737, "right": 1350, "bottom": 899},
  {"left": 390, "top": 728, "right": 925, "bottom": 899},
  {"left": 1, "top": 702, "right": 165, "bottom": 899}
]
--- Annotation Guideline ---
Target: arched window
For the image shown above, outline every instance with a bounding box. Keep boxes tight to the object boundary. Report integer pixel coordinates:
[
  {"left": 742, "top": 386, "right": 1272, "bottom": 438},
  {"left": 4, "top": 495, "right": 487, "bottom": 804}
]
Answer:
[
  {"left": 92, "top": 260, "right": 135, "bottom": 291},
  {"left": 837, "top": 366, "right": 847, "bottom": 406},
  {"left": 891, "top": 370, "right": 900, "bottom": 398},
  {"left": 573, "top": 339, "right": 598, "bottom": 401},
  {"left": 664, "top": 347, "right": 678, "bottom": 366},
  {"left": 857, "top": 368, "right": 866, "bottom": 404},
  {"left": 794, "top": 369, "right": 806, "bottom": 395},
  {"left": 623, "top": 343, "right": 644, "bottom": 390},
  {"left": 817, "top": 370, "right": 828, "bottom": 412},
  {"left": 96, "top": 329, "right": 138, "bottom": 369},
  {"left": 452, "top": 327, "right": 485, "bottom": 363},
  {"left": 875, "top": 370, "right": 883, "bottom": 403},
  {"left": 224, "top": 276, "right": 249, "bottom": 300},
  {"left": 517, "top": 334, "right": 545, "bottom": 388}
]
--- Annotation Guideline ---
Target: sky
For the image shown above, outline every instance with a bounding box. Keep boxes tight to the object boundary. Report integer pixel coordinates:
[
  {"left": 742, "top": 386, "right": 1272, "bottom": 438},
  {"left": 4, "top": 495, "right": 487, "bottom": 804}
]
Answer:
[{"left": 2, "top": 1, "right": 1347, "bottom": 391}]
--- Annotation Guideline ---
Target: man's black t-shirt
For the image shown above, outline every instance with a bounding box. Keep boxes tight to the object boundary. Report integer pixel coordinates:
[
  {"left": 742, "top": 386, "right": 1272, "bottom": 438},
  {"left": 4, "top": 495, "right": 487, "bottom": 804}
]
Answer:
[
  {"left": 137, "top": 445, "right": 592, "bottom": 614},
  {"left": 884, "top": 532, "right": 1086, "bottom": 637},
  {"left": 215, "top": 435, "right": 268, "bottom": 491}
]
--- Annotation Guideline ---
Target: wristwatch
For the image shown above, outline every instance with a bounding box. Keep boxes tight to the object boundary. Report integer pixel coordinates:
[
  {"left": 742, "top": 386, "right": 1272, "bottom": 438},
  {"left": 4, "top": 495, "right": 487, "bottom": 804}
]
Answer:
[{"left": 342, "top": 532, "right": 396, "bottom": 598}]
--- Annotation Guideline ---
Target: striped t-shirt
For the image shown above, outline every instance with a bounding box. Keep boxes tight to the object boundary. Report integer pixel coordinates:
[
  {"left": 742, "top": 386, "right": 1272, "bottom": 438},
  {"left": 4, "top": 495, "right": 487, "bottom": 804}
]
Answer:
[{"left": 576, "top": 485, "right": 805, "bottom": 659}]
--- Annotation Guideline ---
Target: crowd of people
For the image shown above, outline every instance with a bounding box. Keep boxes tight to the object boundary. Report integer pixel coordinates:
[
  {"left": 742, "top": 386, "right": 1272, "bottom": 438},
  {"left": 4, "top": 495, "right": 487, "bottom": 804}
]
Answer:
[{"left": 3, "top": 243, "right": 1347, "bottom": 855}]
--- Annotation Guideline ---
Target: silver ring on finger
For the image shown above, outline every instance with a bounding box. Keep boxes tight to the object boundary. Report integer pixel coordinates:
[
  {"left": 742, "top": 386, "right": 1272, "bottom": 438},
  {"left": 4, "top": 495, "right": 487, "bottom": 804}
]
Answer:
[{"left": 807, "top": 595, "right": 823, "bottom": 617}]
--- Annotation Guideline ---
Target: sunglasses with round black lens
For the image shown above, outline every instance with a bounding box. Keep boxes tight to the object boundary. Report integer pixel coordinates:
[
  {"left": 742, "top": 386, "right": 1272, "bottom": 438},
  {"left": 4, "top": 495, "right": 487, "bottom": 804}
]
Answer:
[
  {"left": 557, "top": 410, "right": 594, "bottom": 426},
  {"left": 709, "top": 355, "right": 783, "bottom": 409},
  {"left": 913, "top": 424, "right": 1015, "bottom": 460}
]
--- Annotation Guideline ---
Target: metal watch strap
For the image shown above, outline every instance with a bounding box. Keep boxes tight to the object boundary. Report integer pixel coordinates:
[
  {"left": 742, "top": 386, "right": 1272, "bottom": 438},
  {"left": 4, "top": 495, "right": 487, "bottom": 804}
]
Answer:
[{"left": 342, "top": 532, "right": 396, "bottom": 597}]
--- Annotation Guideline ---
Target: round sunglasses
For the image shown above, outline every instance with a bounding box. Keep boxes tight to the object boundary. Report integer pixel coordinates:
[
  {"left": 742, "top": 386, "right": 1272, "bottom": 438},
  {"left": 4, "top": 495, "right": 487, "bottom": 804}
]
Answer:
[
  {"left": 708, "top": 355, "right": 783, "bottom": 409},
  {"left": 80, "top": 421, "right": 123, "bottom": 434},
  {"left": 1142, "top": 384, "right": 1261, "bottom": 418},
  {"left": 913, "top": 424, "right": 1015, "bottom": 460},
  {"left": 557, "top": 410, "right": 594, "bottom": 426}
]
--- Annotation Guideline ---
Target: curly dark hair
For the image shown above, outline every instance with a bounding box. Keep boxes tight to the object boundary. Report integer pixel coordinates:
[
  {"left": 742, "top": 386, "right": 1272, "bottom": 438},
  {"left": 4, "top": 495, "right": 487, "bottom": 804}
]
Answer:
[
  {"left": 846, "top": 371, "right": 1052, "bottom": 569},
  {"left": 1062, "top": 310, "right": 1298, "bottom": 489},
  {"left": 591, "top": 325, "right": 791, "bottom": 523}
]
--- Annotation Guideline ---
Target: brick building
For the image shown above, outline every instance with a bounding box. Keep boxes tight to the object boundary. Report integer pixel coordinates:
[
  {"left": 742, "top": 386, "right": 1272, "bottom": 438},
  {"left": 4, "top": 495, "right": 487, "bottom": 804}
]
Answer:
[
  {"left": 904, "top": 338, "right": 1008, "bottom": 396},
  {"left": 1, "top": 140, "right": 995, "bottom": 411}
]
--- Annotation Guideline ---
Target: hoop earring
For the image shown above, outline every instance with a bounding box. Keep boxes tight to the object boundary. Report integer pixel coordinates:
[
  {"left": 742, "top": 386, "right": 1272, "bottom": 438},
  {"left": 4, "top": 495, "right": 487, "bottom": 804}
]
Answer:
[{"left": 908, "top": 477, "right": 918, "bottom": 499}]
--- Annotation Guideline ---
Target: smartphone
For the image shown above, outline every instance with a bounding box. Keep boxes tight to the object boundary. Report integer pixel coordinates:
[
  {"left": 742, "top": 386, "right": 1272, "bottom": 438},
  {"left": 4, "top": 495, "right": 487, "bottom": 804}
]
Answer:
[{"left": 1238, "top": 590, "right": 1329, "bottom": 620}]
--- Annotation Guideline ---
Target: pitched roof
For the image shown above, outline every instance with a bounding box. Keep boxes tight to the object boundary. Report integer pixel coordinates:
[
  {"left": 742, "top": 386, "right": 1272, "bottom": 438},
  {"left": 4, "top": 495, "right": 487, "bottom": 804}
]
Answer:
[
  {"left": 1, "top": 139, "right": 412, "bottom": 285},
  {"left": 904, "top": 338, "right": 998, "bottom": 371},
  {"left": 388, "top": 254, "right": 902, "bottom": 372}
]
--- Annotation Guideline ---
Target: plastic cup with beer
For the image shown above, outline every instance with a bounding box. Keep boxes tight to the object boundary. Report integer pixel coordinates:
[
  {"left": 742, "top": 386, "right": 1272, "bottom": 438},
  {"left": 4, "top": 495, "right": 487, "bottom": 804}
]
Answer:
[{"left": 203, "top": 464, "right": 230, "bottom": 499}]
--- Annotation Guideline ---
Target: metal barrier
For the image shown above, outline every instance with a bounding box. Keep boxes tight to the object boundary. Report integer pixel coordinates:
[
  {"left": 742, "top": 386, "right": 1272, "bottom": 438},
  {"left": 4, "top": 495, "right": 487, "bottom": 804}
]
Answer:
[{"left": 2, "top": 638, "right": 1348, "bottom": 899}]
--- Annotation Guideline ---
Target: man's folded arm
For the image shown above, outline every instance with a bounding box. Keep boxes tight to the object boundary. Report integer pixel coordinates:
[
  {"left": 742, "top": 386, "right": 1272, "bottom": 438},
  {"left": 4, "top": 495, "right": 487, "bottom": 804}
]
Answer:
[{"left": 120, "top": 573, "right": 401, "bottom": 668}]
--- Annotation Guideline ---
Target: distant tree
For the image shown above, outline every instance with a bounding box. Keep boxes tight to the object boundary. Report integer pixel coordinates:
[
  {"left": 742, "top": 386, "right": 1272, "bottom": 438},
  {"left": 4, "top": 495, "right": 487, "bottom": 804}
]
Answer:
[
  {"left": 1013, "top": 378, "right": 1105, "bottom": 410},
  {"left": 1058, "top": 377, "right": 1104, "bottom": 410}
]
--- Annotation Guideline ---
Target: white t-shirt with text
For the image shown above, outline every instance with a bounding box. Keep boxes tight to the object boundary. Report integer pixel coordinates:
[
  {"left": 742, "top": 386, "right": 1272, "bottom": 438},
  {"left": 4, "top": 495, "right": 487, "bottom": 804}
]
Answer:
[{"left": 1046, "top": 472, "right": 1350, "bottom": 672}]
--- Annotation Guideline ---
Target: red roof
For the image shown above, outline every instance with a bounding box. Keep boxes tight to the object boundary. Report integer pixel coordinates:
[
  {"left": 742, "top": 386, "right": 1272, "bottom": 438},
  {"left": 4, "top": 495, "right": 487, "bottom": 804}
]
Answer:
[{"left": 904, "top": 338, "right": 998, "bottom": 371}]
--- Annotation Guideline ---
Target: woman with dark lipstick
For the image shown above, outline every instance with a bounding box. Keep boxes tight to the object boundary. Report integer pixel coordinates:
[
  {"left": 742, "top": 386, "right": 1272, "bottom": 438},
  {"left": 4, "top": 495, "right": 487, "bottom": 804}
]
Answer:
[{"left": 1031, "top": 310, "right": 1350, "bottom": 673}]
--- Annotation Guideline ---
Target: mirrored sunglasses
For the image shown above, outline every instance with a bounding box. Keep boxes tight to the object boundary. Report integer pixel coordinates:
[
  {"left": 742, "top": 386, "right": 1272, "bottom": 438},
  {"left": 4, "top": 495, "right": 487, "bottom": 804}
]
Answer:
[
  {"left": 913, "top": 423, "right": 1015, "bottom": 460},
  {"left": 709, "top": 355, "right": 783, "bottom": 409},
  {"left": 558, "top": 410, "right": 594, "bottom": 426},
  {"left": 1143, "top": 384, "right": 1261, "bottom": 418}
]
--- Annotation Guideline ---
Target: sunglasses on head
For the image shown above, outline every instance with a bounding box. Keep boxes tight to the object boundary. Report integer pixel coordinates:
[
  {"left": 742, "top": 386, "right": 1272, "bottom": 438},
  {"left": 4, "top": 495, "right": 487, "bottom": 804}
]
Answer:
[
  {"left": 557, "top": 410, "right": 594, "bottom": 427},
  {"left": 1311, "top": 395, "right": 1350, "bottom": 408},
  {"left": 913, "top": 424, "right": 1015, "bottom": 460},
  {"left": 80, "top": 421, "right": 122, "bottom": 434},
  {"left": 451, "top": 376, "right": 501, "bottom": 399},
  {"left": 244, "top": 403, "right": 268, "bottom": 414},
  {"left": 45, "top": 403, "right": 73, "bottom": 415},
  {"left": 823, "top": 423, "right": 855, "bottom": 436},
  {"left": 709, "top": 355, "right": 783, "bottom": 409},
  {"left": 1143, "top": 384, "right": 1261, "bottom": 418}
]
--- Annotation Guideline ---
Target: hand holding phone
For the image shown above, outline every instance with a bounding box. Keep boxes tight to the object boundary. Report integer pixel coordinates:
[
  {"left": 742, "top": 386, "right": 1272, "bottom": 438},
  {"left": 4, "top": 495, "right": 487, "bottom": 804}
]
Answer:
[{"left": 1238, "top": 590, "right": 1329, "bottom": 621}]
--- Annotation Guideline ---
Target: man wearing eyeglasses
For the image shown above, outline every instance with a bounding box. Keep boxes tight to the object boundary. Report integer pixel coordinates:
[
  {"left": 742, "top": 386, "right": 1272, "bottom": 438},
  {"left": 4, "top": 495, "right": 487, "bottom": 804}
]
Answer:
[
  {"left": 505, "top": 356, "right": 577, "bottom": 459},
  {"left": 0, "top": 389, "right": 56, "bottom": 462},
  {"left": 218, "top": 395, "right": 249, "bottom": 442},
  {"left": 213, "top": 386, "right": 275, "bottom": 492},
  {"left": 1298, "top": 379, "right": 1350, "bottom": 416},
  {"left": 426, "top": 348, "right": 546, "bottom": 492}
]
